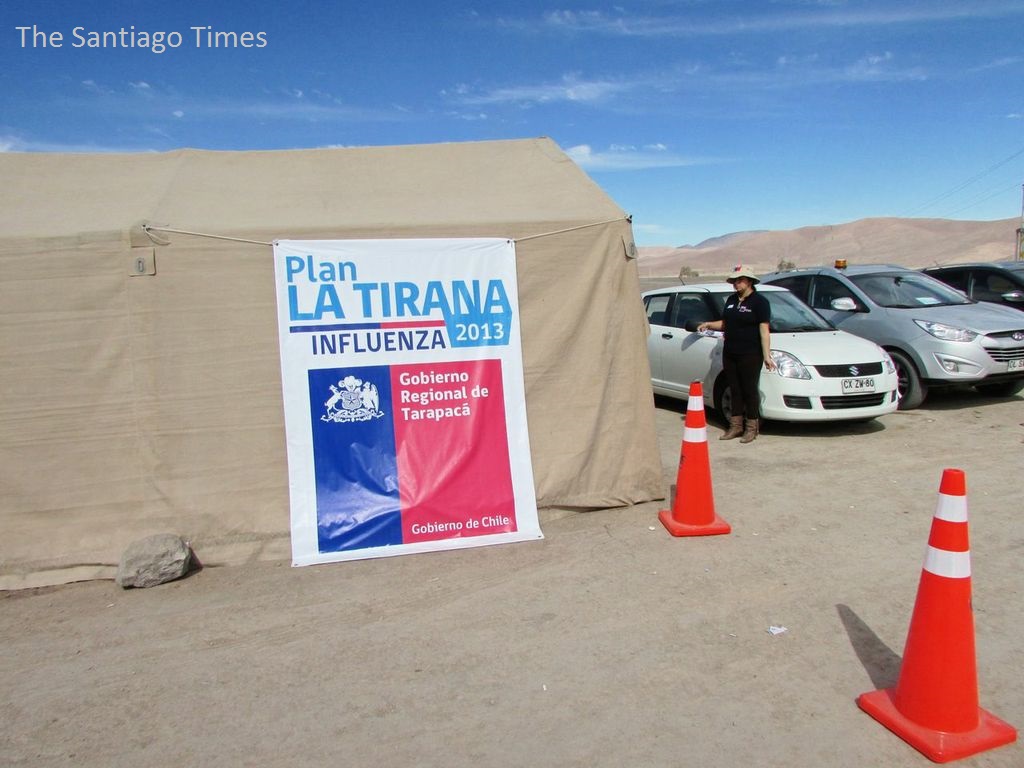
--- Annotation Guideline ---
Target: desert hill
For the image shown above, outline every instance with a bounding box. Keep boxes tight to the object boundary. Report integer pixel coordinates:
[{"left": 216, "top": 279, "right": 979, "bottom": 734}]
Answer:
[{"left": 637, "top": 217, "right": 1020, "bottom": 278}]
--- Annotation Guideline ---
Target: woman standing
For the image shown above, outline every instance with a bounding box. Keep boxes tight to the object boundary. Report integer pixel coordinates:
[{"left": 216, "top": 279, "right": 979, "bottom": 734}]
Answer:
[{"left": 697, "top": 265, "right": 775, "bottom": 443}]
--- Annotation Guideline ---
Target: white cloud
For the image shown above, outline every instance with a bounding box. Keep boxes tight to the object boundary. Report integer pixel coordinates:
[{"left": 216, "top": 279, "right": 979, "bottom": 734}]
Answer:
[
  {"left": 701, "top": 51, "right": 927, "bottom": 88},
  {"left": 445, "top": 111, "right": 488, "bottom": 121},
  {"left": 535, "top": 3, "right": 1024, "bottom": 37},
  {"left": 65, "top": 80, "right": 410, "bottom": 124},
  {"left": 447, "top": 51, "right": 928, "bottom": 117},
  {"left": 632, "top": 222, "right": 675, "bottom": 236},
  {"left": 0, "top": 134, "right": 157, "bottom": 152},
  {"left": 451, "top": 74, "right": 634, "bottom": 106},
  {"left": 564, "top": 143, "right": 730, "bottom": 171},
  {"left": 215, "top": 99, "right": 403, "bottom": 121},
  {"left": 777, "top": 54, "right": 820, "bottom": 68},
  {"left": 81, "top": 79, "right": 114, "bottom": 95},
  {"left": 843, "top": 51, "right": 927, "bottom": 82},
  {"left": 968, "top": 56, "right": 1024, "bottom": 73}
]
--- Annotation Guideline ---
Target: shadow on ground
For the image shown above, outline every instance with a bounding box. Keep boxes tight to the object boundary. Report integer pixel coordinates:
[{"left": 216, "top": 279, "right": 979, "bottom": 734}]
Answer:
[
  {"left": 916, "top": 386, "right": 1023, "bottom": 412},
  {"left": 836, "top": 603, "right": 902, "bottom": 691}
]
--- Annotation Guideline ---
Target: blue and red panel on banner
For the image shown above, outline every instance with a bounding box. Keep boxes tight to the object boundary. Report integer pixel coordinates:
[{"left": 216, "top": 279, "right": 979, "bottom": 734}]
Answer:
[{"left": 308, "top": 359, "right": 515, "bottom": 552}]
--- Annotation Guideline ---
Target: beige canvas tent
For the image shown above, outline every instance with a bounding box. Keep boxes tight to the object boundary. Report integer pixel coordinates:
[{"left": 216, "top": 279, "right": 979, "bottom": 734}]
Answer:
[{"left": 0, "top": 137, "right": 662, "bottom": 589}]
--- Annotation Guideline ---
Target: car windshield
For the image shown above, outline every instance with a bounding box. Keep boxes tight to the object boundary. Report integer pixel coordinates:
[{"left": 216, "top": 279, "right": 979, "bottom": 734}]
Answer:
[
  {"left": 850, "top": 272, "right": 973, "bottom": 308},
  {"left": 762, "top": 291, "right": 834, "bottom": 332},
  {"left": 710, "top": 290, "right": 833, "bottom": 332}
]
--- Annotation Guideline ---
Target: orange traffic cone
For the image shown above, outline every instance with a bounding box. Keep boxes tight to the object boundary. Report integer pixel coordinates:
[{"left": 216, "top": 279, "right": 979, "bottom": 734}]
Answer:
[
  {"left": 857, "top": 468, "right": 1017, "bottom": 762},
  {"left": 658, "top": 381, "right": 730, "bottom": 537}
]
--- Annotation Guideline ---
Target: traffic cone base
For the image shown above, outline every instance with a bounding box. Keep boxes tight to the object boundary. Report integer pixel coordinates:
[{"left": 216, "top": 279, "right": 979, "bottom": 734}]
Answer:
[
  {"left": 858, "top": 688, "right": 1016, "bottom": 763},
  {"left": 658, "top": 508, "right": 731, "bottom": 537}
]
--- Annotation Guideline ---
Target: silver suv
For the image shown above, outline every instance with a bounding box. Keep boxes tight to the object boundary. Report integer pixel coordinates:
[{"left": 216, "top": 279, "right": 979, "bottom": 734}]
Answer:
[
  {"left": 760, "top": 264, "right": 1024, "bottom": 408},
  {"left": 921, "top": 262, "right": 1024, "bottom": 312}
]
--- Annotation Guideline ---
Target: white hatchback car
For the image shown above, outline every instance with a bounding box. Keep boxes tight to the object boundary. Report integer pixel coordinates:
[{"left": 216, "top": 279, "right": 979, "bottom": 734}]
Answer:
[{"left": 643, "top": 283, "right": 899, "bottom": 421}]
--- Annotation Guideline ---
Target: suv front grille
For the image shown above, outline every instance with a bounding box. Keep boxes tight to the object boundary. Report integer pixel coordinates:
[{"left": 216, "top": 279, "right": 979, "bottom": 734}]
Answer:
[
  {"left": 821, "top": 393, "right": 887, "bottom": 409},
  {"left": 813, "top": 362, "right": 883, "bottom": 377},
  {"left": 986, "top": 346, "right": 1024, "bottom": 362}
]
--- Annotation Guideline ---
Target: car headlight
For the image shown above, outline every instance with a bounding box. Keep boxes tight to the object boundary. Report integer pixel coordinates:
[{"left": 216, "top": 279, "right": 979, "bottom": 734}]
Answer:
[
  {"left": 913, "top": 320, "right": 978, "bottom": 342},
  {"left": 770, "top": 350, "right": 811, "bottom": 379},
  {"left": 880, "top": 350, "right": 896, "bottom": 374}
]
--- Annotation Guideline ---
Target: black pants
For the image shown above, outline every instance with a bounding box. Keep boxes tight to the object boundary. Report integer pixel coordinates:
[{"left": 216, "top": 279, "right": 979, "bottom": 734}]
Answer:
[{"left": 723, "top": 353, "right": 763, "bottom": 419}]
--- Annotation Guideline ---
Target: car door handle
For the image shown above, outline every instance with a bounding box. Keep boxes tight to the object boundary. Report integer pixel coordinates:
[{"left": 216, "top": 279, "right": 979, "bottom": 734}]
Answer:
[{"left": 661, "top": 332, "right": 674, "bottom": 339}]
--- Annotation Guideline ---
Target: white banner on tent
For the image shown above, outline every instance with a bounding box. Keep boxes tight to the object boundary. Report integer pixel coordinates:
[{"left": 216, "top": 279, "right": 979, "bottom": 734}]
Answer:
[{"left": 272, "top": 238, "right": 542, "bottom": 566}]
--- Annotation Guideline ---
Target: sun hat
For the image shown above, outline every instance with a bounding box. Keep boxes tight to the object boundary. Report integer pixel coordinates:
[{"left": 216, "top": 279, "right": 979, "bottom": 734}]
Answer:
[{"left": 726, "top": 264, "right": 759, "bottom": 284}]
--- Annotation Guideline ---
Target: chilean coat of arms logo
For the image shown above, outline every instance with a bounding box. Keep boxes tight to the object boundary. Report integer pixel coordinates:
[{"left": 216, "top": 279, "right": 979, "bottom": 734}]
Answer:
[{"left": 322, "top": 375, "right": 384, "bottom": 423}]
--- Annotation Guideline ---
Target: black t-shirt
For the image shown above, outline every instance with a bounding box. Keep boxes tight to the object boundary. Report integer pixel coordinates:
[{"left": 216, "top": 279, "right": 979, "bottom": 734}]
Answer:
[{"left": 722, "top": 290, "right": 771, "bottom": 356}]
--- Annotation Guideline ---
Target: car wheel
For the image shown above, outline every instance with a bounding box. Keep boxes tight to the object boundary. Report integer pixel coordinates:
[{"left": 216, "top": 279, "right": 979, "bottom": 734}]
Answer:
[
  {"left": 889, "top": 350, "right": 927, "bottom": 410},
  {"left": 713, "top": 377, "right": 734, "bottom": 421},
  {"left": 974, "top": 379, "right": 1024, "bottom": 397}
]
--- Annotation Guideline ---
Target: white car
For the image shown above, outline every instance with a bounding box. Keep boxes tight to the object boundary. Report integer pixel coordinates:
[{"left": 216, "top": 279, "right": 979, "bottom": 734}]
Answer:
[{"left": 642, "top": 283, "right": 899, "bottom": 421}]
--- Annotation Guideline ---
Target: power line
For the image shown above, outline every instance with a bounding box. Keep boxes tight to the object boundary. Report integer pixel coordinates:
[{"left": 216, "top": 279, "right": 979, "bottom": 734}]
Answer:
[
  {"left": 901, "top": 144, "right": 1024, "bottom": 218},
  {"left": 937, "top": 180, "right": 1021, "bottom": 218}
]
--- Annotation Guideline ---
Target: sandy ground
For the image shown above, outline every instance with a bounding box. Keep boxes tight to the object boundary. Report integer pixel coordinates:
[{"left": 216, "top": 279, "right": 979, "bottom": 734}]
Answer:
[{"left": 2, "top": 387, "right": 1022, "bottom": 767}]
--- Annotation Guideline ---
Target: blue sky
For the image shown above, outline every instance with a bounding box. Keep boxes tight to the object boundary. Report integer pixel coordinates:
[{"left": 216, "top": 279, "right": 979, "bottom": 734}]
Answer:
[{"left": 3, "top": 1, "right": 1023, "bottom": 246}]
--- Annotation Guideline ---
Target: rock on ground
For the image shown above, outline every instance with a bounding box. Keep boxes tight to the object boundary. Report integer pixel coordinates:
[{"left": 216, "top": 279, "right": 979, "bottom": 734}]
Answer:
[{"left": 116, "top": 533, "right": 192, "bottom": 588}]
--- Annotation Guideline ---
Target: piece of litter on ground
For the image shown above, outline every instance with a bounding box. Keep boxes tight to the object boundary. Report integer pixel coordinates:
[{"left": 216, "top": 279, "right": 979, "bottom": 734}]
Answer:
[
  {"left": 648, "top": 526, "right": 657, "bottom": 531},
  {"left": 768, "top": 625, "right": 788, "bottom": 636},
  {"left": 542, "top": 684, "right": 547, "bottom": 691}
]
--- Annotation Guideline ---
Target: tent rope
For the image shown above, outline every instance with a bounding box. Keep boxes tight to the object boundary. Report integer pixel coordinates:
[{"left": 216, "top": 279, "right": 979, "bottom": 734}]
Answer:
[
  {"left": 515, "top": 215, "right": 631, "bottom": 243},
  {"left": 142, "top": 215, "right": 631, "bottom": 248},
  {"left": 142, "top": 224, "right": 272, "bottom": 247}
]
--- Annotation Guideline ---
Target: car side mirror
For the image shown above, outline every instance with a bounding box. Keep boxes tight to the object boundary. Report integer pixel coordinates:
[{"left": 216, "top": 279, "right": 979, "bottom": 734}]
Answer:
[
  {"left": 830, "top": 297, "right": 858, "bottom": 311},
  {"left": 1001, "top": 290, "right": 1024, "bottom": 303}
]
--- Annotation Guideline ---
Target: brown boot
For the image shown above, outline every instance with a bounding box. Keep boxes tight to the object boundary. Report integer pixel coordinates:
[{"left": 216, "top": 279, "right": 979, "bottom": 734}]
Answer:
[
  {"left": 739, "top": 418, "right": 759, "bottom": 443},
  {"left": 720, "top": 415, "right": 744, "bottom": 440}
]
